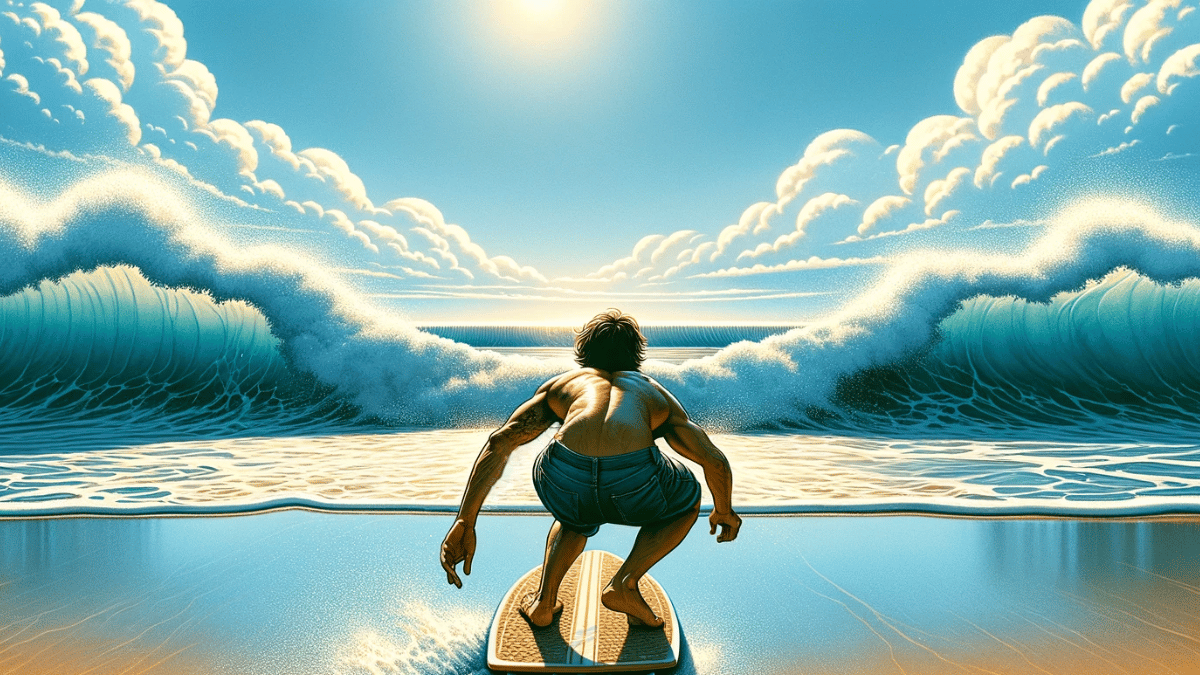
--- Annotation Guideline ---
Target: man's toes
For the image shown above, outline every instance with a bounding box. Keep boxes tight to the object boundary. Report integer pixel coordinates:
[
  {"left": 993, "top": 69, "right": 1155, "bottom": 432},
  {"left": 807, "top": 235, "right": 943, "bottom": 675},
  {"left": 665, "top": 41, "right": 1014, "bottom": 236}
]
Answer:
[{"left": 627, "top": 613, "right": 665, "bottom": 629}]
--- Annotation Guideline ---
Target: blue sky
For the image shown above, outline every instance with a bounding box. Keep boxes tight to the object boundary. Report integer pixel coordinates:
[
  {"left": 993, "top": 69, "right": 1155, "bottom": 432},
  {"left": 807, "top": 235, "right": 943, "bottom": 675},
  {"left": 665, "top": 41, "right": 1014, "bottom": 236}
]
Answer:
[{"left": 1, "top": 0, "right": 1198, "bottom": 323}]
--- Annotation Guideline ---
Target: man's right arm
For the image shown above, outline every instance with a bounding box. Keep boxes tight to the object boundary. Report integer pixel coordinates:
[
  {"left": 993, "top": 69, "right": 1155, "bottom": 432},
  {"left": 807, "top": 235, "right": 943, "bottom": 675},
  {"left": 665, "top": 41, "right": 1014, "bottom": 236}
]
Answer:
[{"left": 653, "top": 383, "right": 741, "bottom": 542}]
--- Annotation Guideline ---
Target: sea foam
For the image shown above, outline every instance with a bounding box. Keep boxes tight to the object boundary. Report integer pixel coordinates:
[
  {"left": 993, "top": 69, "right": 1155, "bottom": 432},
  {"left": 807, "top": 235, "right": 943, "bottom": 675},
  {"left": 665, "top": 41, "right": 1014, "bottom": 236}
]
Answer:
[{"left": 5, "top": 172, "right": 1200, "bottom": 433}]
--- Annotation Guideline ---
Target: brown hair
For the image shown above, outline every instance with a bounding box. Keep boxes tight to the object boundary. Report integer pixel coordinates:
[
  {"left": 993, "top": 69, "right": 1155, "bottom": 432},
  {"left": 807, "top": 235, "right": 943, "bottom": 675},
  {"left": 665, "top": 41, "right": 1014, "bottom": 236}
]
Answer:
[{"left": 574, "top": 309, "right": 646, "bottom": 372}]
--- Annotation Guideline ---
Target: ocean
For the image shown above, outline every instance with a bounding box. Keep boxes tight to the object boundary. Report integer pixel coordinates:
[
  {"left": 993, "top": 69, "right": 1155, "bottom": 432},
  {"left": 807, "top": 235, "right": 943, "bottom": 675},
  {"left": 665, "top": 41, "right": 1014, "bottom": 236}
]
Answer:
[{"left": 3, "top": 262, "right": 1200, "bottom": 519}]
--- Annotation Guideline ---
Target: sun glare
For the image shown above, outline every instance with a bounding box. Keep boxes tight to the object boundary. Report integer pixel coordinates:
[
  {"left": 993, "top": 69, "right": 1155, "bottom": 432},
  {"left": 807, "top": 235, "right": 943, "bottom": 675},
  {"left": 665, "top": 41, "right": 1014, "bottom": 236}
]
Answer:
[
  {"left": 494, "top": 0, "right": 594, "bottom": 51},
  {"left": 518, "top": 0, "right": 564, "bottom": 23}
]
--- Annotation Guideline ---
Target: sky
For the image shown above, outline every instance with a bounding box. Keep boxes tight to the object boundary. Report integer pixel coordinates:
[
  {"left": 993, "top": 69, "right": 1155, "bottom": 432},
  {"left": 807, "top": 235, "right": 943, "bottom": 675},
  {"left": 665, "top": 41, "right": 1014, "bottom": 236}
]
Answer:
[{"left": 1, "top": 0, "right": 1198, "bottom": 324}]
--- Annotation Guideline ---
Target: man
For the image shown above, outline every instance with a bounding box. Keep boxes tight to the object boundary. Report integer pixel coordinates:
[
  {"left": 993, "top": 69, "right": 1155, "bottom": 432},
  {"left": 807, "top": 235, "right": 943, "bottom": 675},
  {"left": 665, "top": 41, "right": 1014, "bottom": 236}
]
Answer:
[{"left": 440, "top": 309, "right": 741, "bottom": 628}]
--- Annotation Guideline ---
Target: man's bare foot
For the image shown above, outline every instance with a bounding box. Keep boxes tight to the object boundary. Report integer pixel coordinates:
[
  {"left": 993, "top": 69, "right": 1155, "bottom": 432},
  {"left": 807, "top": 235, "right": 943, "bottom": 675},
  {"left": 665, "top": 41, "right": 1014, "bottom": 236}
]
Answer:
[
  {"left": 517, "top": 592, "right": 563, "bottom": 628},
  {"left": 601, "top": 580, "right": 664, "bottom": 628}
]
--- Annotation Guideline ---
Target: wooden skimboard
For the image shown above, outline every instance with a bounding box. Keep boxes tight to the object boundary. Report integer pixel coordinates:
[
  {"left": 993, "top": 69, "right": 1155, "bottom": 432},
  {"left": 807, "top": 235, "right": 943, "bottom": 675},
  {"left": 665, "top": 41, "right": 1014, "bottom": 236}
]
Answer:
[{"left": 487, "top": 549, "right": 680, "bottom": 673}]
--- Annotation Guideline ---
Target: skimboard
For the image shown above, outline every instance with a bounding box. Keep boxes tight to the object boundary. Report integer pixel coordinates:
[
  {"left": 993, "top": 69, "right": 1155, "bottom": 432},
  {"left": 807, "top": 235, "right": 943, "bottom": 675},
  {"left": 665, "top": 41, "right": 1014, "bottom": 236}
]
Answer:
[{"left": 486, "top": 549, "right": 680, "bottom": 673}]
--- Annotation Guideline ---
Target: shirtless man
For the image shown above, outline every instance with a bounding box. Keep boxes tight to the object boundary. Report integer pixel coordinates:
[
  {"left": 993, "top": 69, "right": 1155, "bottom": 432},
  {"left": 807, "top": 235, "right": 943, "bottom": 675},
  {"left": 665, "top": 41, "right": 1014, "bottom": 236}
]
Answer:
[{"left": 440, "top": 309, "right": 741, "bottom": 628}]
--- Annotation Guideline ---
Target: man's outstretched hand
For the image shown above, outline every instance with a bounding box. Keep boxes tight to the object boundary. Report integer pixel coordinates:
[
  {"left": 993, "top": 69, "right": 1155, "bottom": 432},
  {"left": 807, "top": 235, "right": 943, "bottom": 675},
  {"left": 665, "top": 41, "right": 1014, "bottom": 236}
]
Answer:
[
  {"left": 440, "top": 519, "right": 476, "bottom": 588},
  {"left": 709, "top": 509, "right": 742, "bottom": 543}
]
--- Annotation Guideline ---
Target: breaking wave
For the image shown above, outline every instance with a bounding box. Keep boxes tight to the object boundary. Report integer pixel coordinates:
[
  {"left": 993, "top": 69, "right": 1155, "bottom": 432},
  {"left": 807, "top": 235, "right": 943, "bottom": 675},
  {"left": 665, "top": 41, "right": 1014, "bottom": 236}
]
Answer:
[{"left": 5, "top": 171, "right": 1200, "bottom": 439}]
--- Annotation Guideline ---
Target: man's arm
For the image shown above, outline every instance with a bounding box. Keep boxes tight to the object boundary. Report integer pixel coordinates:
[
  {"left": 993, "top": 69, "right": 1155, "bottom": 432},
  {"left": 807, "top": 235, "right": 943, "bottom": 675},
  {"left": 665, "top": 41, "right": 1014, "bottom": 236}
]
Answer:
[
  {"left": 652, "top": 382, "right": 741, "bottom": 543},
  {"left": 440, "top": 378, "right": 561, "bottom": 587}
]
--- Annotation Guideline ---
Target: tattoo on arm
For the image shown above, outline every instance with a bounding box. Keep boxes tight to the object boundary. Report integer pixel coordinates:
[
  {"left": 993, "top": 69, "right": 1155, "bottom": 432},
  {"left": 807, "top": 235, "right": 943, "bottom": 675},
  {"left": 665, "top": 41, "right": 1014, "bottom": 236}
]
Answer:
[{"left": 505, "top": 399, "right": 559, "bottom": 445}]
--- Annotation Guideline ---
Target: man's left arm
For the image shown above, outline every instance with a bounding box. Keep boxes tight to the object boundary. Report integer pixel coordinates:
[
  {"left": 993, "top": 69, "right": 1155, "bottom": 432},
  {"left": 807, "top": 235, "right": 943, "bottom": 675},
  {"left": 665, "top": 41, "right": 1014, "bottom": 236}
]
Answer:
[{"left": 440, "top": 379, "right": 561, "bottom": 588}]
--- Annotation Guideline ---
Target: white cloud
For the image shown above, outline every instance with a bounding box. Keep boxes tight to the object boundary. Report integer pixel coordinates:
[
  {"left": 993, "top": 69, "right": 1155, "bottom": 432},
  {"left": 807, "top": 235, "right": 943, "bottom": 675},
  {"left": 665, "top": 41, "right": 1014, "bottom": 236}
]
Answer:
[
  {"left": 74, "top": 11, "right": 133, "bottom": 91},
  {"left": 1124, "top": 0, "right": 1183, "bottom": 64},
  {"left": 858, "top": 195, "right": 911, "bottom": 234},
  {"left": 29, "top": 3, "right": 86, "bottom": 77},
  {"left": 1120, "top": 71, "right": 1155, "bottom": 102},
  {"left": 1081, "top": 52, "right": 1123, "bottom": 91},
  {"left": 388, "top": 197, "right": 546, "bottom": 283},
  {"left": 924, "top": 166, "right": 971, "bottom": 216},
  {"left": 83, "top": 77, "right": 140, "bottom": 144},
  {"left": 1037, "top": 72, "right": 1077, "bottom": 106},
  {"left": 974, "top": 135, "right": 1025, "bottom": 188},
  {"left": 896, "top": 116, "right": 978, "bottom": 194},
  {"left": 1131, "top": 93, "right": 1160, "bottom": 124},
  {"left": 693, "top": 255, "right": 886, "bottom": 278},
  {"left": 6, "top": 73, "right": 40, "bottom": 105},
  {"left": 1082, "top": 0, "right": 1132, "bottom": 50},
  {"left": 1156, "top": 42, "right": 1200, "bottom": 95},
  {"left": 1028, "top": 101, "right": 1092, "bottom": 149},
  {"left": 300, "top": 147, "right": 373, "bottom": 212}
]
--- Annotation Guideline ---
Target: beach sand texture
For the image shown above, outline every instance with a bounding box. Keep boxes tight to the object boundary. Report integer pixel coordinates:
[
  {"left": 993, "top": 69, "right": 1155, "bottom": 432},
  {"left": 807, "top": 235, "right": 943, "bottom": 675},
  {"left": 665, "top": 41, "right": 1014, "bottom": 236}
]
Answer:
[{"left": 0, "top": 512, "right": 1198, "bottom": 674}]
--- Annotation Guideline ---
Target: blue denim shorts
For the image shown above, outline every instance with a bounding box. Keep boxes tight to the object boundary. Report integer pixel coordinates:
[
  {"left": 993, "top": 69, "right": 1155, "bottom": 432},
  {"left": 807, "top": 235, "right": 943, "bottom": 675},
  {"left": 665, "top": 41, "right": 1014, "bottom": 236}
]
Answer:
[{"left": 532, "top": 439, "right": 702, "bottom": 537}]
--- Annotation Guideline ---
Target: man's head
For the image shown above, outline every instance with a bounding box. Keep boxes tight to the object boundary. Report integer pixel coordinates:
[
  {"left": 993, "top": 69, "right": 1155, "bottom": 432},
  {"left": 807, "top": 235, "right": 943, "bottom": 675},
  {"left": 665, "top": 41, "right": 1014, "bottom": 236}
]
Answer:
[{"left": 574, "top": 309, "right": 646, "bottom": 372}]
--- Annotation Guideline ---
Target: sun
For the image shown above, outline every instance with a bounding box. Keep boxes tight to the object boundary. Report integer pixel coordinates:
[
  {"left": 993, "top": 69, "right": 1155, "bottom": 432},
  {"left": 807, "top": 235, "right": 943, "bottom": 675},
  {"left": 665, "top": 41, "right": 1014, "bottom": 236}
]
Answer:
[
  {"left": 481, "top": 0, "right": 605, "bottom": 61},
  {"left": 517, "top": 0, "right": 565, "bottom": 23}
]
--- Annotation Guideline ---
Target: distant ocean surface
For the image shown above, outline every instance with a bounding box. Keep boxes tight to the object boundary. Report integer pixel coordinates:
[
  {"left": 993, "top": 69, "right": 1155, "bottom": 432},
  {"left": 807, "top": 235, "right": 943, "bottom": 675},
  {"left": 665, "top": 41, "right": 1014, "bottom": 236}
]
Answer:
[{"left": 2, "top": 265, "right": 1200, "bottom": 518}]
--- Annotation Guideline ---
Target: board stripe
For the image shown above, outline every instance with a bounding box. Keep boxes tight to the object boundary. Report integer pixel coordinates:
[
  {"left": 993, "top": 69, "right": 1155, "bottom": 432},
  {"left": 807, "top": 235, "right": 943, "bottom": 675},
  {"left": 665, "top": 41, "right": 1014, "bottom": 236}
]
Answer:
[{"left": 567, "top": 550, "right": 602, "bottom": 665}]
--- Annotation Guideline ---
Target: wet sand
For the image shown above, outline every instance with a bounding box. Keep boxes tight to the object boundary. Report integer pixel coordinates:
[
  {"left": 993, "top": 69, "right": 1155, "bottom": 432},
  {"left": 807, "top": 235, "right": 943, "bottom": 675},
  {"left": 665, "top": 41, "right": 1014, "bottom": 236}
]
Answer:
[{"left": 0, "top": 512, "right": 1198, "bottom": 674}]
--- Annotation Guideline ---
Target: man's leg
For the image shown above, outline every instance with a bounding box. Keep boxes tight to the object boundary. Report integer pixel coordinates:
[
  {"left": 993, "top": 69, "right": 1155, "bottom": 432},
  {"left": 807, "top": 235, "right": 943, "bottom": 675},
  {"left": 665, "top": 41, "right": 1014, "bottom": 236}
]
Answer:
[
  {"left": 602, "top": 500, "right": 700, "bottom": 627},
  {"left": 520, "top": 519, "right": 587, "bottom": 627}
]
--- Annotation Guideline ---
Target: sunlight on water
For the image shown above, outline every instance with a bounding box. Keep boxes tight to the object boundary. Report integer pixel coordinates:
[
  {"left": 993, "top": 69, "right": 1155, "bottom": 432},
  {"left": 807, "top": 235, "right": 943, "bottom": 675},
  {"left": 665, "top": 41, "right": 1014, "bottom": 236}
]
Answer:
[
  {"left": 335, "top": 603, "right": 489, "bottom": 675},
  {"left": 2, "top": 428, "right": 1198, "bottom": 517}
]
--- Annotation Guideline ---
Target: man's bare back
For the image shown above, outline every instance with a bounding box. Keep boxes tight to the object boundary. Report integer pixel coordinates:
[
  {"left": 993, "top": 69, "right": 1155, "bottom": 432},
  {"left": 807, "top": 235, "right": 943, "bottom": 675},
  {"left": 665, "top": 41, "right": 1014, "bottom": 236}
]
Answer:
[{"left": 545, "top": 369, "right": 670, "bottom": 457}]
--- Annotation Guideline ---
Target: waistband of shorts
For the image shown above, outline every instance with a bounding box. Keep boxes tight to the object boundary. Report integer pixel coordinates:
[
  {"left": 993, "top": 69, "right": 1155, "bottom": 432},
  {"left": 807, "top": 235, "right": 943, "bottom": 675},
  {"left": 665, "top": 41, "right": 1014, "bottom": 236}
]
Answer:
[{"left": 545, "top": 439, "right": 660, "bottom": 470}]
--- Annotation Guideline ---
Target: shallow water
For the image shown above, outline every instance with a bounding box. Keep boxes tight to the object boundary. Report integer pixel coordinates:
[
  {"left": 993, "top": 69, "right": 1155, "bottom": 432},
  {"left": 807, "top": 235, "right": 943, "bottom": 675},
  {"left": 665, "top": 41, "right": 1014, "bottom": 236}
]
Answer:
[
  {"left": 2, "top": 427, "right": 1198, "bottom": 517},
  {"left": 2, "top": 513, "right": 1199, "bottom": 675}
]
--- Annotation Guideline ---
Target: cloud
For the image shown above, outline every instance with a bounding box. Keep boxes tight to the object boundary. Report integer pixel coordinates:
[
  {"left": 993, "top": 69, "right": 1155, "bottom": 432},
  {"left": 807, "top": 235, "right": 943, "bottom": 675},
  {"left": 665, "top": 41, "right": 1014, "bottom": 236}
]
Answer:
[
  {"left": 299, "top": 147, "right": 373, "bottom": 211},
  {"left": 83, "top": 77, "right": 140, "bottom": 144},
  {"left": 29, "top": 3, "right": 87, "bottom": 77},
  {"left": 74, "top": 12, "right": 134, "bottom": 91},
  {"left": 692, "top": 255, "right": 887, "bottom": 278},
  {"left": 857, "top": 195, "right": 912, "bottom": 234},
  {"left": 388, "top": 198, "right": 547, "bottom": 283}
]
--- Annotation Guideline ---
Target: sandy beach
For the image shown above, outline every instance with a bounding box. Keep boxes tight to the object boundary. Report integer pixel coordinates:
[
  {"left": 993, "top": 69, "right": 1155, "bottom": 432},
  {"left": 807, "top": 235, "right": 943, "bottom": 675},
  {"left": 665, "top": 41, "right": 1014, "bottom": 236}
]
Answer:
[{"left": 1, "top": 512, "right": 1198, "bottom": 674}]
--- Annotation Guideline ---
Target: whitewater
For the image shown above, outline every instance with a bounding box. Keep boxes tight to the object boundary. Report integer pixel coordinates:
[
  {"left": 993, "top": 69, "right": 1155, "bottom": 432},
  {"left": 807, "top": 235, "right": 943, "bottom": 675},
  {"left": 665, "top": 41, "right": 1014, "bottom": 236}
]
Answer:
[{"left": 3, "top": 171, "right": 1200, "bottom": 517}]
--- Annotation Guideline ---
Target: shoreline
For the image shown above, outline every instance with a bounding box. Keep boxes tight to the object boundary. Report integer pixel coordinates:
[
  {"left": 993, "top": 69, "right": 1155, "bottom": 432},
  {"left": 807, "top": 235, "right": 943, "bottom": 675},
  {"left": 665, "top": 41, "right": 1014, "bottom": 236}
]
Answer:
[{"left": 4, "top": 502, "right": 1200, "bottom": 520}]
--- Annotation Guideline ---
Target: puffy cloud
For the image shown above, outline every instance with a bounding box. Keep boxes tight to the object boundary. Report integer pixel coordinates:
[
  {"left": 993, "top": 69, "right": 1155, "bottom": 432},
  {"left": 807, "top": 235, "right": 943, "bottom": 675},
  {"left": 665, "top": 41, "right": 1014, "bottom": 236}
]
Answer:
[
  {"left": 196, "top": 117, "right": 258, "bottom": 173},
  {"left": 1083, "top": 0, "right": 1132, "bottom": 50},
  {"left": 955, "top": 36, "right": 1009, "bottom": 115},
  {"left": 244, "top": 120, "right": 312, "bottom": 173},
  {"left": 29, "top": 3, "right": 87, "bottom": 77},
  {"left": 1121, "top": 71, "right": 1155, "bottom": 101},
  {"left": 896, "top": 115, "right": 979, "bottom": 194},
  {"left": 388, "top": 197, "right": 547, "bottom": 283},
  {"left": 83, "top": 77, "right": 141, "bottom": 144},
  {"left": 924, "top": 167, "right": 971, "bottom": 216},
  {"left": 299, "top": 147, "right": 373, "bottom": 212},
  {"left": 1082, "top": 52, "right": 1124, "bottom": 91},
  {"left": 974, "top": 135, "right": 1026, "bottom": 187},
  {"left": 1037, "top": 71, "right": 1078, "bottom": 105},
  {"left": 774, "top": 129, "right": 878, "bottom": 206},
  {"left": 1157, "top": 42, "right": 1200, "bottom": 94},
  {"left": 1124, "top": 0, "right": 1184, "bottom": 64},
  {"left": 858, "top": 195, "right": 912, "bottom": 234},
  {"left": 73, "top": 12, "right": 133, "bottom": 91},
  {"left": 738, "top": 192, "right": 857, "bottom": 260},
  {"left": 359, "top": 219, "right": 440, "bottom": 269},
  {"left": 125, "top": 0, "right": 186, "bottom": 70},
  {"left": 1028, "top": 101, "right": 1093, "bottom": 149},
  {"left": 6, "top": 73, "right": 41, "bottom": 105}
]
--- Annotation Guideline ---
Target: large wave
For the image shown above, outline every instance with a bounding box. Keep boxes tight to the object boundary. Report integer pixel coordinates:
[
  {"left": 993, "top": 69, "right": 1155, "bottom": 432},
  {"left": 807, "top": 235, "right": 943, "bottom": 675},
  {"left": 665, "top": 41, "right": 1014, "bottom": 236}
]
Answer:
[{"left": 5, "top": 171, "right": 1200, "bottom": 437}]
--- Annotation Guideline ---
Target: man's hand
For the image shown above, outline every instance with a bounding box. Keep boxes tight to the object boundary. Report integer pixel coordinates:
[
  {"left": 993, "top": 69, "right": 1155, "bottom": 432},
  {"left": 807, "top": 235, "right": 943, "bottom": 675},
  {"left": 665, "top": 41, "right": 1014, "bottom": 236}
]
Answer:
[
  {"left": 440, "top": 519, "right": 476, "bottom": 588},
  {"left": 709, "top": 510, "right": 742, "bottom": 543}
]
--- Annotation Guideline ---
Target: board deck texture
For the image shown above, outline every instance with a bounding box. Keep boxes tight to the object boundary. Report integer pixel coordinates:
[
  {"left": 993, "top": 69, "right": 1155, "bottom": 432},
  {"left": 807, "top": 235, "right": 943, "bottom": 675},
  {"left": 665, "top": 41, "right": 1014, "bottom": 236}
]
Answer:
[{"left": 487, "top": 549, "right": 680, "bottom": 673}]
